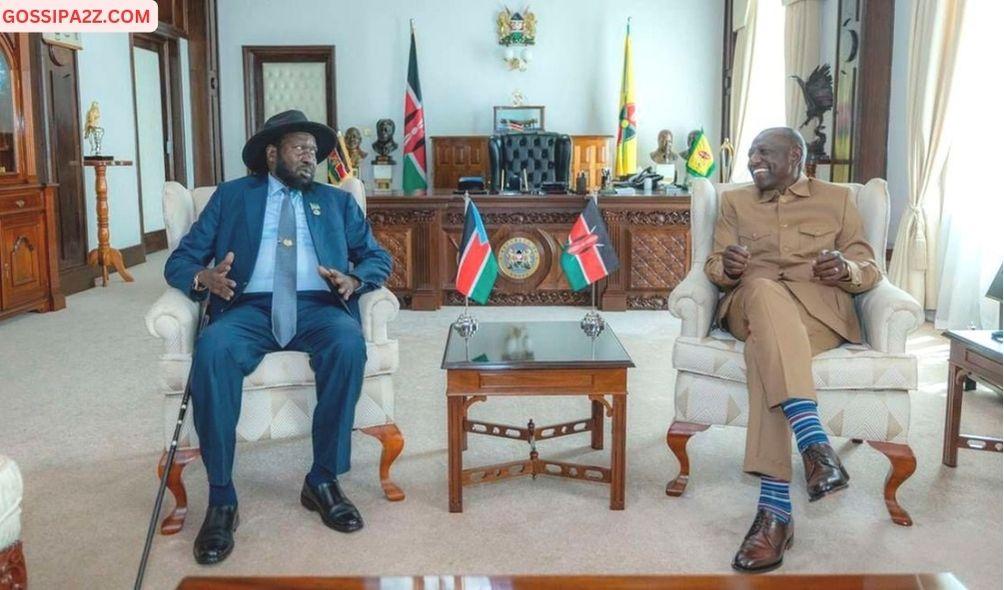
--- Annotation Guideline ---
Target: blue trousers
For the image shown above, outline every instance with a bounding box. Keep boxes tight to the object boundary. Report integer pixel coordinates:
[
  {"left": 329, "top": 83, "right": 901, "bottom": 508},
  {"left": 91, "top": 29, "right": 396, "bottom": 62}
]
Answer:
[{"left": 190, "top": 292, "right": 366, "bottom": 487}]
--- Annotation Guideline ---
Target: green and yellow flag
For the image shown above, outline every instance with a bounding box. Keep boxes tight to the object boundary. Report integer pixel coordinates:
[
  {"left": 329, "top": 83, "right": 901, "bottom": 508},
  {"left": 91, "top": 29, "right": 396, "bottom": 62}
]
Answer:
[
  {"left": 685, "top": 130, "right": 716, "bottom": 178},
  {"left": 614, "top": 19, "right": 637, "bottom": 177}
]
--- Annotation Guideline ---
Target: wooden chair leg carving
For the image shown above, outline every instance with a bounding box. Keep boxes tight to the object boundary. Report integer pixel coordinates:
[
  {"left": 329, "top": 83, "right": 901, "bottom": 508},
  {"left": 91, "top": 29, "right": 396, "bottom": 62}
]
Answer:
[
  {"left": 867, "top": 441, "right": 916, "bottom": 526},
  {"left": 0, "top": 541, "right": 27, "bottom": 590},
  {"left": 666, "top": 421, "right": 710, "bottom": 497},
  {"left": 361, "top": 423, "right": 406, "bottom": 501},
  {"left": 157, "top": 448, "right": 200, "bottom": 535}
]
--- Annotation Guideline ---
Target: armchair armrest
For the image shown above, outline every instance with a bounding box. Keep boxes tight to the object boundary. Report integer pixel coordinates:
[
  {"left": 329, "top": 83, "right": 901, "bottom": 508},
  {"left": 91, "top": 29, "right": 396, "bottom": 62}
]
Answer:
[
  {"left": 855, "top": 278, "right": 924, "bottom": 354},
  {"left": 358, "top": 286, "right": 400, "bottom": 344},
  {"left": 145, "top": 287, "right": 199, "bottom": 355},
  {"left": 668, "top": 268, "right": 719, "bottom": 338}
]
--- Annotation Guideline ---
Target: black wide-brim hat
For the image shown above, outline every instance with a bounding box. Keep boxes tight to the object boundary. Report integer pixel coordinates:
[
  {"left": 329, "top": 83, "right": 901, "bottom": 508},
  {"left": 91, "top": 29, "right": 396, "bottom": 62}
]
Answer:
[{"left": 242, "top": 109, "right": 336, "bottom": 173}]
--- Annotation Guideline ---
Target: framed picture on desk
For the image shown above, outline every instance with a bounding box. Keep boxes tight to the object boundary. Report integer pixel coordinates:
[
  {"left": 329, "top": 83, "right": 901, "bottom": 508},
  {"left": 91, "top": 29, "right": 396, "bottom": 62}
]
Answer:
[{"left": 494, "top": 105, "right": 544, "bottom": 133}]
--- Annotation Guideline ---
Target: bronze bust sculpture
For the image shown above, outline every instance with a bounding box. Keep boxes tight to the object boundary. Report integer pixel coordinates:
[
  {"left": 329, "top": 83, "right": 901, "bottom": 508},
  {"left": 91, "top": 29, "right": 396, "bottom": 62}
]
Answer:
[
  {"left": 371, "top": 118, "right": 398, "bottom": 164},
  {"left": 345, "top": 127, "right": 368, "bottom": 171},
  {"left": 650, "top": 129, "right": 676, "bottom": 164}
]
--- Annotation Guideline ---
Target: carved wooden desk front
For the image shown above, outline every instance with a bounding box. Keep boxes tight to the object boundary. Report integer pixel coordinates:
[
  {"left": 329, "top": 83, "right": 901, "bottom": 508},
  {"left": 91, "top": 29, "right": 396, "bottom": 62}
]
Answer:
[{"left": 366, "top": 192, "right": 691, "bottom": 310}]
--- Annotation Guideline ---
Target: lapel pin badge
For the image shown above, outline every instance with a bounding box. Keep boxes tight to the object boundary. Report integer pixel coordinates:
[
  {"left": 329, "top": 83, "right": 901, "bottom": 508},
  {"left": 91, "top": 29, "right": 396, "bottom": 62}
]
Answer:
[{"left": 309, "top": 203, "right": 321, "bottom": 216}]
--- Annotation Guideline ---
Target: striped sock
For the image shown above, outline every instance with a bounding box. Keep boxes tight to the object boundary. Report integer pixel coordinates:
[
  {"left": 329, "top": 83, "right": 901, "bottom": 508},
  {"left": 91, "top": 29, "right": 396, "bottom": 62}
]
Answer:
[
  {"left": 780, "top": 398, "right": 829, "bottom": 453},
  {"left": 758, "top": 476, "right": 792, "bottom": 522}
]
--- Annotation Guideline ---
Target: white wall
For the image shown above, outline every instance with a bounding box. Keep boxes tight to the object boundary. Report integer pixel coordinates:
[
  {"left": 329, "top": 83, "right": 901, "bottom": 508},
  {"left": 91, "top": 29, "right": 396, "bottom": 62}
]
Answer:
[
  {"left": 217, "top": 0, "right": 725, "bottom": 186},
  {"left": 77, "top": 33, "right": 142, "bottom": 250}
]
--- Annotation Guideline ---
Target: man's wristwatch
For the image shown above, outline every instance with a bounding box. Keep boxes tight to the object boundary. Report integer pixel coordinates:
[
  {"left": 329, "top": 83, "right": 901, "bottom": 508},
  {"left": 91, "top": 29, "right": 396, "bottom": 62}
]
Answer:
[{"left": 193, "top": 271, "right": 207, "bottom": 292}]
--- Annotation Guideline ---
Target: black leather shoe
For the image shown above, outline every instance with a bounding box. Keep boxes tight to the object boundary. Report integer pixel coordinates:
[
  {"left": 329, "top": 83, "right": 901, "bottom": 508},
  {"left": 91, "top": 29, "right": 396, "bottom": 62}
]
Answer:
[
  {"left": 802, "top": 442, "right": 850, "bottom": 502},
  {"left": 732, "top": 509, "right": 794, "bottom": 573},
  {"left": 193, "top": 504, "right": 239, "bottom": 565},
  {"left": 300, "top": 478, "right": 364, "bottom": 533}
]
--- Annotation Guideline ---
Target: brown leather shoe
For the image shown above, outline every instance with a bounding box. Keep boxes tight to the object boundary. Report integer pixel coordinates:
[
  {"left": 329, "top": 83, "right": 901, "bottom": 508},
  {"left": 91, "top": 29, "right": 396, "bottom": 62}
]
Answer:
[
  {"left": 732, "top": 509, "right": 794, "bottom": 573},
  {"left": 802, "top": 442, "right": 849, "bottom": 502}
]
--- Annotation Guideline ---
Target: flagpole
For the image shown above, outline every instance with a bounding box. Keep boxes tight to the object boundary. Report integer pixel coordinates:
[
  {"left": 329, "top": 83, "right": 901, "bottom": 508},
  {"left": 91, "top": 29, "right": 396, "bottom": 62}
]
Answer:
[{"left": 453, "top": 191, "right": 479, "bottom": 340}]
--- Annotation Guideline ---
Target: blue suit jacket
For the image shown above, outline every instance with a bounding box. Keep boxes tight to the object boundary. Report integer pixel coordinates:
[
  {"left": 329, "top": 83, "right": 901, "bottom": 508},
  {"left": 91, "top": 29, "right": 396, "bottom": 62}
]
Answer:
[{"left": 164, "top": 174, "right": 392, "bottom": 323}]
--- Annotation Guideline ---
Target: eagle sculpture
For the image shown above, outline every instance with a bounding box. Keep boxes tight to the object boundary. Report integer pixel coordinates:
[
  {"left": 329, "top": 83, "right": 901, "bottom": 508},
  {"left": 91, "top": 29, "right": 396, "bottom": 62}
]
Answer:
[{"left": 791, "top": 64, "right": 834, "bottom": 159}]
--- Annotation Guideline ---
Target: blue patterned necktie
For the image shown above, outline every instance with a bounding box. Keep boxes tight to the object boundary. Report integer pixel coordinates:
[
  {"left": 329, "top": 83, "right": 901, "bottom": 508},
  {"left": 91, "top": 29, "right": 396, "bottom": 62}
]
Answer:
[{"left": 272, "top": 188, "right": 298, "bottom": 347}]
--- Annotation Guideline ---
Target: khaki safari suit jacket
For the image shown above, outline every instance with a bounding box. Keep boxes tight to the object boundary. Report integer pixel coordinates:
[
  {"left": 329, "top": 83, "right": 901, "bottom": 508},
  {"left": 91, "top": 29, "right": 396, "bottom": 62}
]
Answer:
[{"left": 704, "top": 175, "right": 882, "bottom": 343}]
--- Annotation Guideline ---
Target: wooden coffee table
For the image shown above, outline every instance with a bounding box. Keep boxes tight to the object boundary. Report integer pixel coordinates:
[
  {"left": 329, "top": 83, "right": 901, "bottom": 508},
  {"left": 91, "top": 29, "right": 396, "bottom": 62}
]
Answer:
[
  {"left": 177, "top": 573, "right": 968, "bottom": 589},
  {"left": 441, "top": 320, "right": 634, "bottom": 512},
  {"left": 942, "top": 330, "right": 1003, "bottom": 466}
]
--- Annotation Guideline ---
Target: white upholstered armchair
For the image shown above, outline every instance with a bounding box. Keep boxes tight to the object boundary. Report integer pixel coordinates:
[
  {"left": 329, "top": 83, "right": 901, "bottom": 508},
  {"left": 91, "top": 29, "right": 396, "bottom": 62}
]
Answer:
[
  {"left": 666, "top": 177, "right": 924, "bottom": 526},
  {"left": 0, "top": 455, "right": 26, "bottom": 588},
  {"left": 144, "top": 177, "right": 404, "bottom": 535}
]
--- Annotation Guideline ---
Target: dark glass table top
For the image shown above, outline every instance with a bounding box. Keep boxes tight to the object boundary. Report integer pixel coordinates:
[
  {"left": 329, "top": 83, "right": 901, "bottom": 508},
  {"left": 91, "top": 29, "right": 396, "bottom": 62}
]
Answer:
[
  {"left": 944, "top": 329, "right": 1004, "bottom": 361},
  {"left": 441, "top": 321, "right": 634, "bottom": 370}
]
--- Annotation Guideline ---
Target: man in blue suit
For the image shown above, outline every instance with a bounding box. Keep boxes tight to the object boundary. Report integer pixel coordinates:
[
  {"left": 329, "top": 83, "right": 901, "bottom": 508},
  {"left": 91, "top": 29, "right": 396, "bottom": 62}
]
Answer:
[{"left": 164, "top": 110, "right": 392, "bottom": 565}]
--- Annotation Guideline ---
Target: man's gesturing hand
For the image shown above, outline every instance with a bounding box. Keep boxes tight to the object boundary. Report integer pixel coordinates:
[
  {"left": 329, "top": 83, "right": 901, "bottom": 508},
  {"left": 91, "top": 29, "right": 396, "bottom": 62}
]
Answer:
[
  {"left": 318, "top": 265, "right": 360, "bottom": 300},
  {"left": 723, "top": 244, "right": 750, "bottom": 279},
  {"left": 196, "top": 251, "right": 236, "bottom": 300},
  {"left": 812, "top": 249, "right": 849, "bottom": 285}
]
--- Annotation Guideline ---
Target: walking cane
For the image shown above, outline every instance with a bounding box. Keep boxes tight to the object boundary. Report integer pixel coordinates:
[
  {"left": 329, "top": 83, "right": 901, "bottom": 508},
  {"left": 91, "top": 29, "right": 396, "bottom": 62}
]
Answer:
[{"left": 134, "top": 299, "right": 210, "bottom": 590}]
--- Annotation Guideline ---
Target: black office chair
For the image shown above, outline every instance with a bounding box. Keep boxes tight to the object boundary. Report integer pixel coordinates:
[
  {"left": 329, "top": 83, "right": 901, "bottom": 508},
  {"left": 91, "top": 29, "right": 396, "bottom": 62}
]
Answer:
[{"left": 488, "top": 132, "right": 572, "bottom": 192}]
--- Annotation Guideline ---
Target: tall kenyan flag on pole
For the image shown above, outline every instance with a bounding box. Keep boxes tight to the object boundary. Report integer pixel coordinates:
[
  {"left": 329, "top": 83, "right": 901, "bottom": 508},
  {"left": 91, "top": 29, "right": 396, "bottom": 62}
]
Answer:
[
  {"left": 402, "top": 20, "right": 427, "bottom": 195},
  {"left": 455, "top": 197, "right": 498, "bottom": 304},
  {"left": 561, "top": 198, "right": 620, "bottom": 292}
]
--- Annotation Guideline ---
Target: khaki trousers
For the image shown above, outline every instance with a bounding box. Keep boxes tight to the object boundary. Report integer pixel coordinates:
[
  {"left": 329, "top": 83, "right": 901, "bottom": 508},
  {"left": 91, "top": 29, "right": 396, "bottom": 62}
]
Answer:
[{"left": 724, "top": 277, "right": 844, "bottom": 481}]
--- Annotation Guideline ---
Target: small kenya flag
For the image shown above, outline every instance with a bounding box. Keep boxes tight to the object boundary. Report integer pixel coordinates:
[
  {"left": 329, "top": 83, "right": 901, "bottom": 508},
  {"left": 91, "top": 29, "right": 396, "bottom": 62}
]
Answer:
[{"left": 561, "top": 198, "right": 620, "bottom": 291}]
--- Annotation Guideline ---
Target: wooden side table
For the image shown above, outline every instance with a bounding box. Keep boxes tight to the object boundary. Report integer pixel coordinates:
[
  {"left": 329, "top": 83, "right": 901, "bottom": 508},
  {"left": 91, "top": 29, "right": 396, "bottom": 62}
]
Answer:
[
  {"left": 83, "top": 158, "right": 134, "bottom": 286},
  {"left": 942, "top": 330, "right": 1003, "bottom": 466},
  {"left": 442, "top": 321, "right": 634, "bottom": 513}
]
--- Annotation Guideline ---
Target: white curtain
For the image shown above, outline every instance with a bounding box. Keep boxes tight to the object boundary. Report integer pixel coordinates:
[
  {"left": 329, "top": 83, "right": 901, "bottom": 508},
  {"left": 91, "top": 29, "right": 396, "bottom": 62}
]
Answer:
[
  {"left": 783, "top": 0, "right": 823, "bottom": 130},
  {"left": 728, "top": 0, "right": 757, "bottom": 182},
  {"left": 730, "top": 0, "right": 786, "bottom": 182},
  {"left": 888, "top": 0, "right": 966, "bottom": 309},
  {"left": 933, "top": 0, "right": 1004, "bottom": 329}
]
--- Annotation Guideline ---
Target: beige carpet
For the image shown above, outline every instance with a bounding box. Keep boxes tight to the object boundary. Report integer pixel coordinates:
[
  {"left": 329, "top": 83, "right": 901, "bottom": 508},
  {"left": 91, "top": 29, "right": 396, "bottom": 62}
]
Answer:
[{"left": 0, "top": 251, "right": 1000, "bottom": 590}]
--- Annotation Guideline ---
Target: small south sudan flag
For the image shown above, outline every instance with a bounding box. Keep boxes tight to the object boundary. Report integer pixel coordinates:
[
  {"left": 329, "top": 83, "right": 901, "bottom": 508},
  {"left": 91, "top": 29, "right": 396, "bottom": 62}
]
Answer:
[
  {"left": 561, "top": 199, "right": 620, "bottom": 291},
  {"left": 455, "top": 198, "right": 498, "bottom": 304}
]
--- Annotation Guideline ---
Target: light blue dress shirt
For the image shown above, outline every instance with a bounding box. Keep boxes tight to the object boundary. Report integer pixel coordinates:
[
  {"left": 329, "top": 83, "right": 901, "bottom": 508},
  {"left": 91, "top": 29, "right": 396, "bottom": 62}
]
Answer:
[{"left": 245, "top": 174, "right": 330, "bottom": 293}]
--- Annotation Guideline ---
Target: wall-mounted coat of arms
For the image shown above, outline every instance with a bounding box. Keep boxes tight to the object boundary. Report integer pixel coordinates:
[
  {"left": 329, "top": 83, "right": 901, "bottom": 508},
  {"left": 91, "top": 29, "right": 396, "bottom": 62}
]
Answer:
[{"left": 497, "top": 7, "right": 536, "bottom": 46}]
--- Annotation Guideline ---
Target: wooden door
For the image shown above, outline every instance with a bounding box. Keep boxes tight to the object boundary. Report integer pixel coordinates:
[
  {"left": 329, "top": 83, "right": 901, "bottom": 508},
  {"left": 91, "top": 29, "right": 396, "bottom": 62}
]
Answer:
[
  {"left": 1, "top": 211, "right": 48, "bottom": 309},
  {"left": 431, "top": 136, "right": 489, "bottom": 189},
  {"left": 132, "top": 33, "right": 186, "bottom": 253},
  {"left": 40, "top": 42, "right": 89, "bottom": 288}
]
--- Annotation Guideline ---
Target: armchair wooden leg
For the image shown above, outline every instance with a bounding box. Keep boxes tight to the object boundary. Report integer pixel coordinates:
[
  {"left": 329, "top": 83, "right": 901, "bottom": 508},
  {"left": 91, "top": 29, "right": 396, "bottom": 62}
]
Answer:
[
  {"left": 157, "top": 448, "right": 200, "bottom": 535},
  {"left": 0, "top": 540, "right": 27, "bottom": 589},
  {"left": 361, "top": 423, "right": 406, "bottom": 501},
  {"left": 867, "top": 441, "right": 916, "bottom": 526},
  {"left": 666, "top": 421, "right": 709, "bottom": 497}
]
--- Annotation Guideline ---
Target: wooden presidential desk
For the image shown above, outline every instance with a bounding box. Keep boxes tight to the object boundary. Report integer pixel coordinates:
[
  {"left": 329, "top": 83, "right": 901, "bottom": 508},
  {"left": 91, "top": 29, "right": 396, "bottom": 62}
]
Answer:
[{"left": 365, "top": 191, "right": 691, "bottom": 311}]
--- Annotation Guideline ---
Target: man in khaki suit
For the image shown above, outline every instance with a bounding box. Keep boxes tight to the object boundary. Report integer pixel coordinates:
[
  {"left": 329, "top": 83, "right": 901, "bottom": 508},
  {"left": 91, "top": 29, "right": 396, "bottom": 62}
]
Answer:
[{"left": 705, "top": 127, "right": 881, "bottom": 572}]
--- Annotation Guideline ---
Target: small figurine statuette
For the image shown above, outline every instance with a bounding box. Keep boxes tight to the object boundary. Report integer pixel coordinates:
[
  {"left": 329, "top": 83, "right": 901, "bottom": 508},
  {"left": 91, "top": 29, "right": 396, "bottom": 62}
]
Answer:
[{"left": 83, "top": 101, "right": 105, "bottom": 156}]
